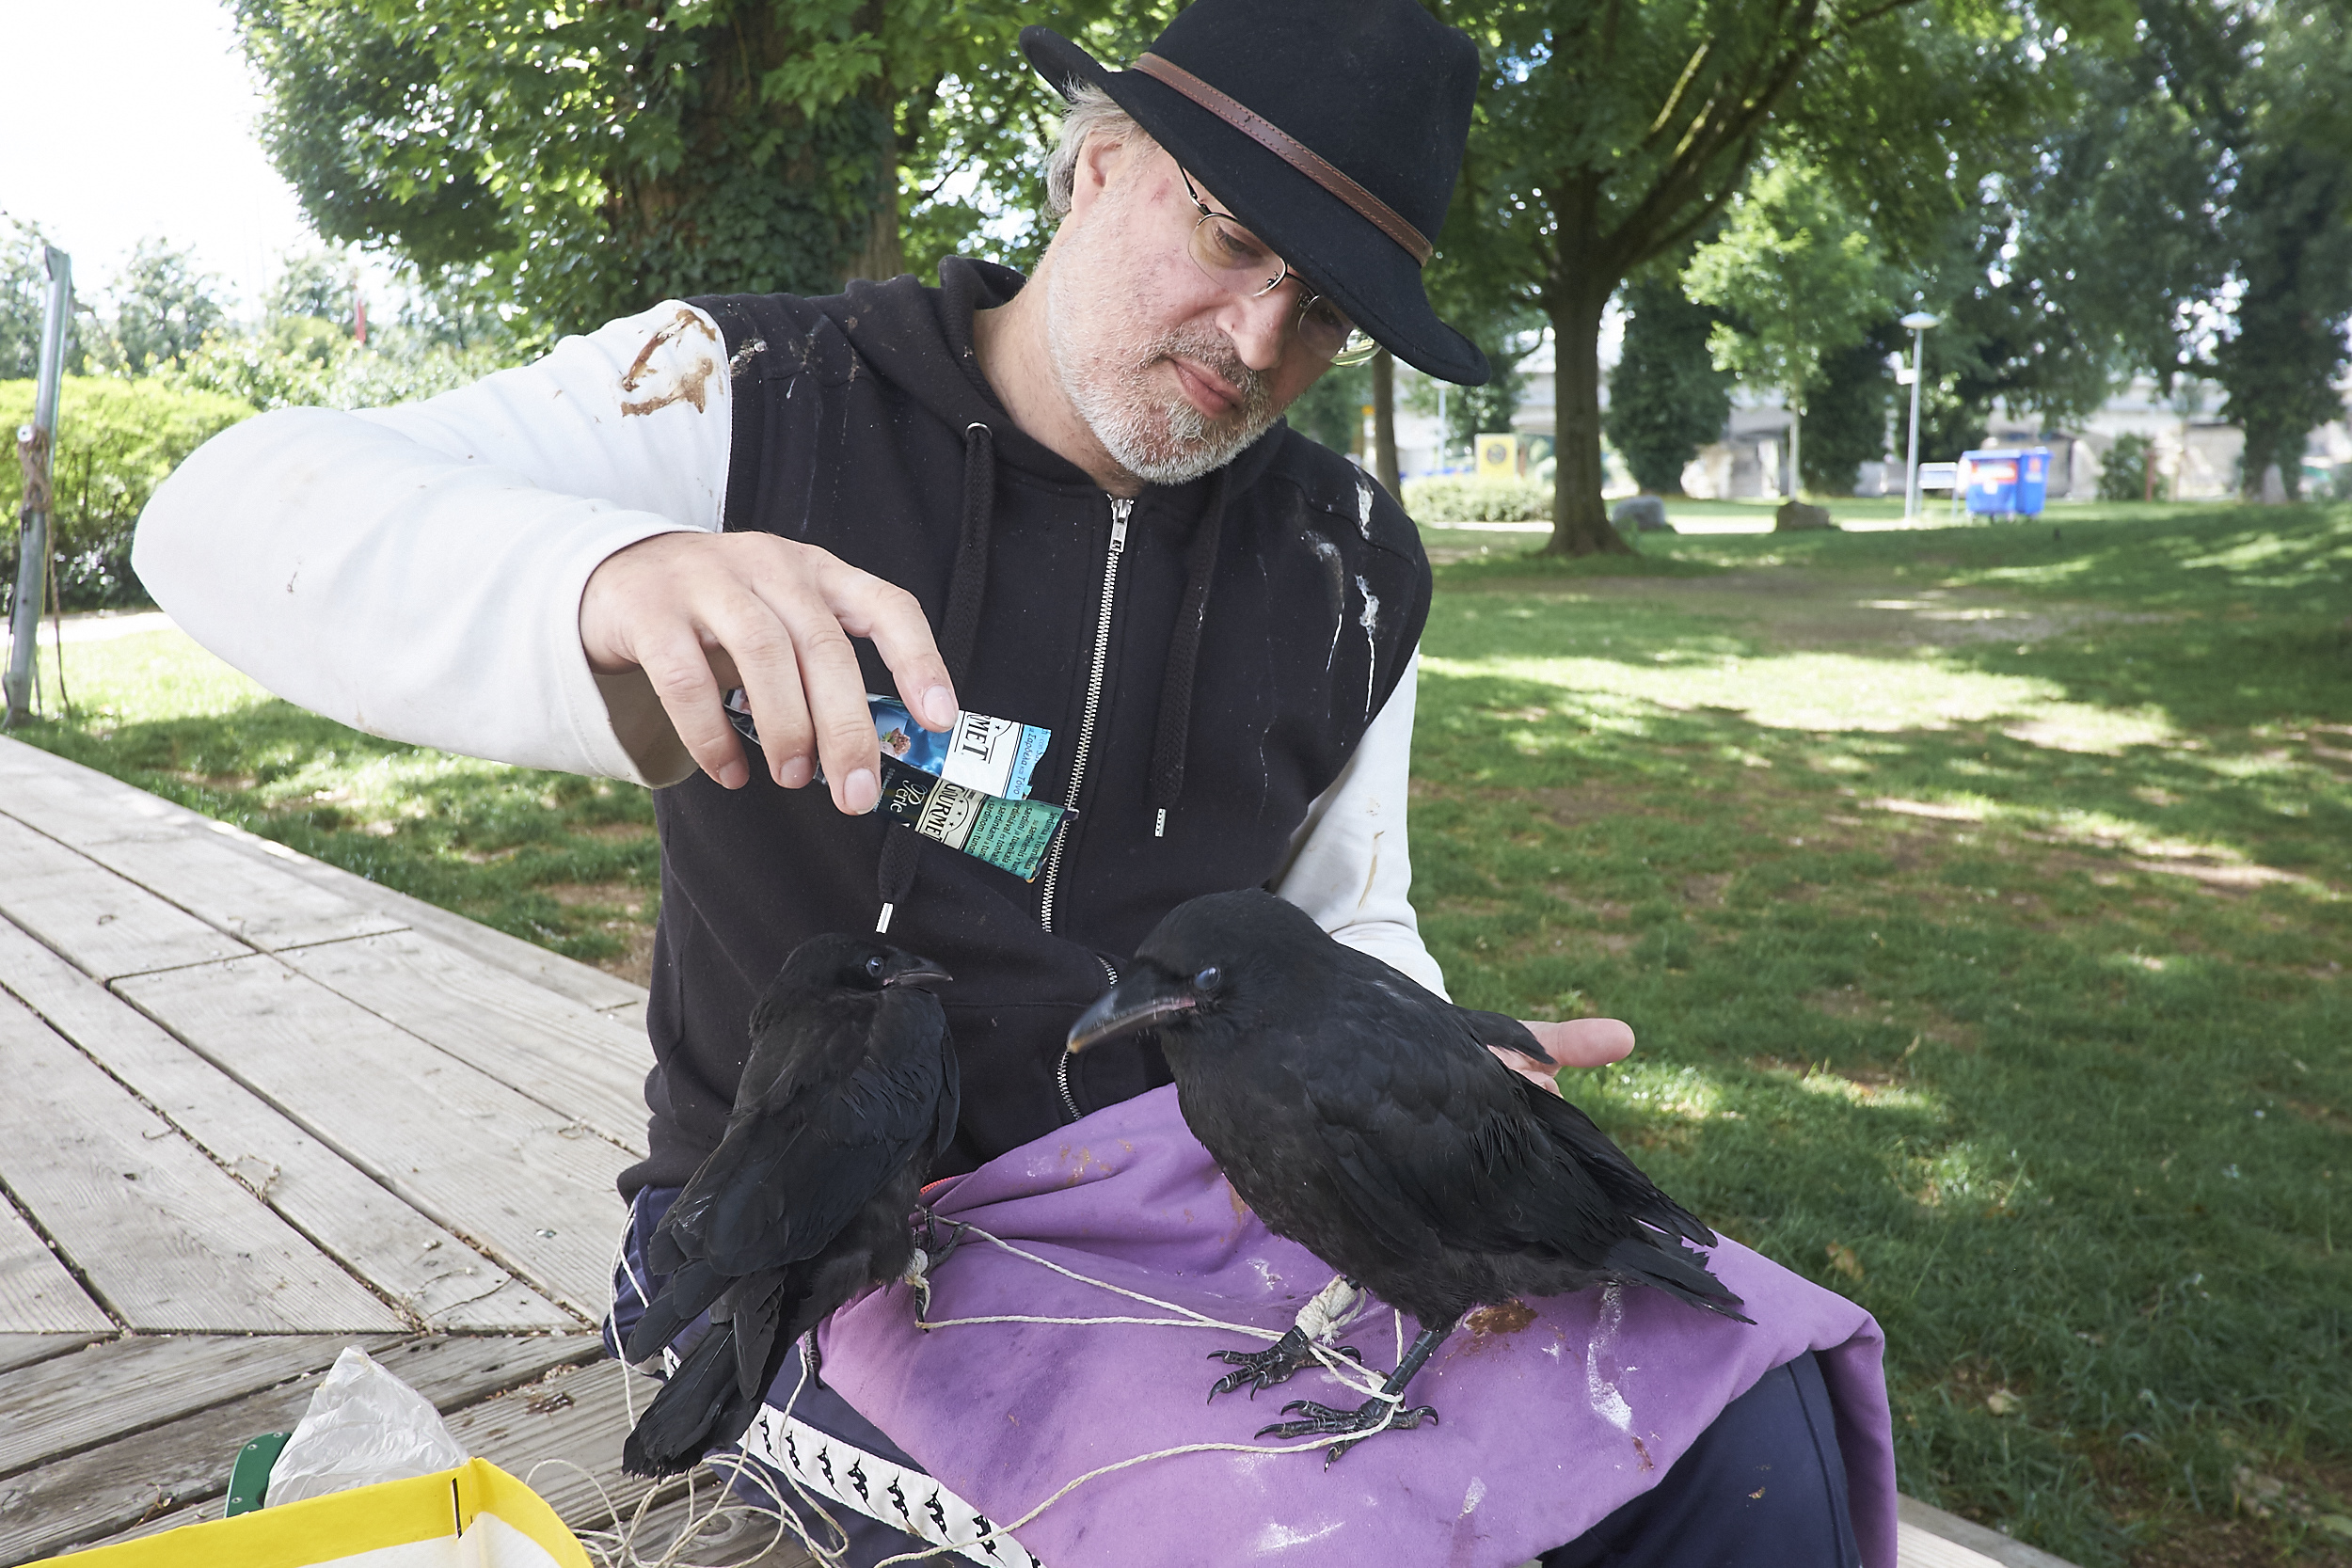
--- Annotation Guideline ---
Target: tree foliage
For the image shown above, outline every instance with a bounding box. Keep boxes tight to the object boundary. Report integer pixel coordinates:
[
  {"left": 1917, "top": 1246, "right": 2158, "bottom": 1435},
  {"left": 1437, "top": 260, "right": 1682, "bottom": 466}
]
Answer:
[
  {"left": 1687, "top": 160, "right": 1899, "bottom": 494},
  {"left": 1801, "top": 331, "right": 1898, "bottom": 494},
  {"left": 2143, "top": 1, "right": 2352, "bottom": 498},
  {"left": 95, "top": 242, "right": 229, "bottom": 374},
  {"left": 1604, "top": 271, "right": 1730, "bottom": 494},
  {"left": 1, "top": 218, "right": 77, "bottom": 382},
  {"left": 1430, "top": 0, "right": 2103, "bottom": 556},
  {"left": 232, "top": 1, "right": 1163, "bottom": 341}
]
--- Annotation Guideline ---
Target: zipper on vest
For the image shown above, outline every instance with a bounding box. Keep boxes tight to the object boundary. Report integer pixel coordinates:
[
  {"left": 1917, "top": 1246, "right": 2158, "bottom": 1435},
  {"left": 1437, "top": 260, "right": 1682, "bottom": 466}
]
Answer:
[
  {"left": 1057, "top": 954, "right": 1120, "bottom": 1124},
  {"left": 1040, "top": 496, "right": 1131, "bottom": 933}
]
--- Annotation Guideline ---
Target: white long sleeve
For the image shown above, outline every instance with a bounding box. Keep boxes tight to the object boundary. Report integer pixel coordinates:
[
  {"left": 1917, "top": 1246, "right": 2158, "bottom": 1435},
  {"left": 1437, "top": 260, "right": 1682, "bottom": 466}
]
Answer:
[
  {"left": 134, "top": 300, "right": 734, "bottom": 784},
  {"left": 135, "top": 295, "right": 1443, "bottom": 990},
  {"left": 1273, "top": 652, "right": 1448, "bottom": 998}
]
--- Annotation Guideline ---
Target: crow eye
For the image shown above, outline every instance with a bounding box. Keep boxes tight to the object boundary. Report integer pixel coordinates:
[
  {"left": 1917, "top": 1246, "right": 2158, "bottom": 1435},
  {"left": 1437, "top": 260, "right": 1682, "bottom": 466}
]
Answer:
[
  {"left": 1195, "top": 966, "right": 1221, "bottom": 990},
  {"left": 866, "top": 955, "right": 886, "bottom": 977}
]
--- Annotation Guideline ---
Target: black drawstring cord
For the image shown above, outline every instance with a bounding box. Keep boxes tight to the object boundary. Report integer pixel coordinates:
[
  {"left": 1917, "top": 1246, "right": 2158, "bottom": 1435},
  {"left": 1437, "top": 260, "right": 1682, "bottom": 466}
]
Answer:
[
  {"left": 878, "top": 420, "right": 997, "bottom": 932},
  {"left": 1146, "top": 468, "right": 1230, "bottom": 835}
]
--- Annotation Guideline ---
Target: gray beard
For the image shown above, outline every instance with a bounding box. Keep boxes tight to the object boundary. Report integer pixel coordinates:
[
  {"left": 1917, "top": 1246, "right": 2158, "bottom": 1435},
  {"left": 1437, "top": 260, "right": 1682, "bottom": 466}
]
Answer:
[{"left": 1048, "top": 272, "right": 1279, "bottom": 486}]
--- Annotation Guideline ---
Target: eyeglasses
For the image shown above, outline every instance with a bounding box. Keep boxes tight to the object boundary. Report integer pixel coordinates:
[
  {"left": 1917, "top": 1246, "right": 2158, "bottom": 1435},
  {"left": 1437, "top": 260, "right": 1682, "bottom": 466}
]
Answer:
[{"left": 1179, "top": 166, "right": 1380, "bottom": 368}]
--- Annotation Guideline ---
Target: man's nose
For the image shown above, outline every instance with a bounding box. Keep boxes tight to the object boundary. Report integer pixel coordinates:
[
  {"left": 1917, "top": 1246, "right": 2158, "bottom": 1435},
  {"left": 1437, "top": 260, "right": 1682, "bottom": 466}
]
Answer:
[{"left": 1216, "top": 288, "right": 1295, "bottom": 373}]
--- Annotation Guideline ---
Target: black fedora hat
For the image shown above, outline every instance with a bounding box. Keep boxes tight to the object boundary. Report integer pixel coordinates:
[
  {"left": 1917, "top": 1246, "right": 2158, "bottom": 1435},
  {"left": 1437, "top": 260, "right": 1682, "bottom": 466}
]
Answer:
[{"left": 1020, "top": 0, "right": 1491, "bottom": 387}]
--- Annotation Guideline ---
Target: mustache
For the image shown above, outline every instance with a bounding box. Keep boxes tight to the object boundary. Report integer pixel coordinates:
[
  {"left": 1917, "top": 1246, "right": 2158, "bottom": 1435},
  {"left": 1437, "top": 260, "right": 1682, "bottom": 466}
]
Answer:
[{"left": 1148, "top": 329, "right": 1271, "bottom": 423}]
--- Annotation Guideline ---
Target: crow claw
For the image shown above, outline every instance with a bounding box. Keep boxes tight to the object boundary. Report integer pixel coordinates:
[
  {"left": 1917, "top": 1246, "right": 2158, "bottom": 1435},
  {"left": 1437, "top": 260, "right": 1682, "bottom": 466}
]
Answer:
[
  {"left": 1254, "top": 1396, "right": 1439, "bottom": 1465},
  {"left": 1205, "top": 1325, "right": 1327, "bottom": 1402}
]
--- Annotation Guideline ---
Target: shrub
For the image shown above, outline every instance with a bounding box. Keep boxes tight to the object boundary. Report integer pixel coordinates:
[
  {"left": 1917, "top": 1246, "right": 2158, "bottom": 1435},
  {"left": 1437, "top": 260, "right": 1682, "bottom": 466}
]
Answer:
[
  {"left": 2096, "top": 432, "right": 2157, "bottom": 502},
  {"left": 1403, "top": 475, "right": 1553, "bottom": 523},
  {"left": 1, "top": 376, "right": 254, "bottom": 610}
]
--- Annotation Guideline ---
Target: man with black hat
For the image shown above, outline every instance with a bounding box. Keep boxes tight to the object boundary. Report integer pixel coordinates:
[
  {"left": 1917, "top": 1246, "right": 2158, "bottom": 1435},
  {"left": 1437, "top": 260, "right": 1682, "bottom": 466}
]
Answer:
[{"left": 136, "top": 2, "right": 1870, "bottom": 1562}]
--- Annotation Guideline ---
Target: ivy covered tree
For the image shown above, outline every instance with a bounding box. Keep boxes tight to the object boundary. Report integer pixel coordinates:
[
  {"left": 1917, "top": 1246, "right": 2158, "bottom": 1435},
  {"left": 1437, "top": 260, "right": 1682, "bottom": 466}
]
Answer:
[
  {"left": 1603, "top": 272, "right": 1730, "bottom": 495},
  {"left": 233, "top": 2, "right": 1161, "bottom": 341}
]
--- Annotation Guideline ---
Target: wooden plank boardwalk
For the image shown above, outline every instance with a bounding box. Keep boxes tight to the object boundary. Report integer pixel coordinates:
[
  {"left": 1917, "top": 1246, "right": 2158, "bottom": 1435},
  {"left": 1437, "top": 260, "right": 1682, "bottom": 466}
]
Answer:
[
  {"left": 0, "top": 729, "right": 2036, "bottom": 1568},
  {"left": 0, "top": 736, "right": 740, "bottom": 1563}
]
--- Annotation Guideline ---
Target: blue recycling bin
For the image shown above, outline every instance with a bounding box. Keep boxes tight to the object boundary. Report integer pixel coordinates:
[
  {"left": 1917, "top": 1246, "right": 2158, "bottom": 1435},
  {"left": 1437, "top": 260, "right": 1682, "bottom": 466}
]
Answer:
[
  {"left": 1961, "top": 447, "right": 2051, "bottom": 516},
  {"left": 2015, "top": 448, "right": 2050, "bottom": 514}
]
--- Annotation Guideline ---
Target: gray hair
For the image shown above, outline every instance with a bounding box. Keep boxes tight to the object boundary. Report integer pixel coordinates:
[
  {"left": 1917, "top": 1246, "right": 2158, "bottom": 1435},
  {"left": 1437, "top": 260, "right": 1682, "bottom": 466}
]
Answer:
[{"left": 1043, "top": 81, "right": 1156, "bottom": 219}]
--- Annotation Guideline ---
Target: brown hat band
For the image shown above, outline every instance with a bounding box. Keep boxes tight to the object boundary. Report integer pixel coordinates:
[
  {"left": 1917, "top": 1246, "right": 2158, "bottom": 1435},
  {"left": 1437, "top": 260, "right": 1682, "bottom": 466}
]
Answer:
[{"left": 1132, "top": 53, "right": 1432, "bottom": 267}]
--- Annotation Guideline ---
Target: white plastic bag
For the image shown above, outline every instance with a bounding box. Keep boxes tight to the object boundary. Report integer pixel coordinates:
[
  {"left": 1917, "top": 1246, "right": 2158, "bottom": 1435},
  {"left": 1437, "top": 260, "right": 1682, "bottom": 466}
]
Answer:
[{"left": 265, "top": 1345, "right": 469, "bottom": 1506}]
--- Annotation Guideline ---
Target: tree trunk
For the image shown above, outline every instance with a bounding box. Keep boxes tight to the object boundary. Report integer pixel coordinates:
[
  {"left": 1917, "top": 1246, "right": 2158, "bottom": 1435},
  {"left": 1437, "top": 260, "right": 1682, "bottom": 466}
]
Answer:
[
  {"left": 1545, "top": 279, "right": 1633, "bottom": 555},
  {"left": 841, "top": 83, "right": 906, "bottom": 284},
  {"left": 1371, "top": 347, "right": 1401, "bottom": 499}
]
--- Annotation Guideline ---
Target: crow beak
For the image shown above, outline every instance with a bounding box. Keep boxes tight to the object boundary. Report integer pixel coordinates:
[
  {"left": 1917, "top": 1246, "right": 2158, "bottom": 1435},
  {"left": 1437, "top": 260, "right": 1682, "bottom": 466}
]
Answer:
[
  {"left": 884, "top": 963, "right": 954, "bottom": 989},
  {"left": 1066, "top": 973, "right": 1195, "bottom": 1053}
]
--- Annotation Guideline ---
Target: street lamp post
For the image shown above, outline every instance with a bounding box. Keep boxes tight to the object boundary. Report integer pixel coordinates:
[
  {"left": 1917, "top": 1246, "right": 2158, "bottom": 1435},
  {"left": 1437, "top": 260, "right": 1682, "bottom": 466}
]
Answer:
[{"left": 1900, "top": 311, "right": 1938, "bottom": 521}]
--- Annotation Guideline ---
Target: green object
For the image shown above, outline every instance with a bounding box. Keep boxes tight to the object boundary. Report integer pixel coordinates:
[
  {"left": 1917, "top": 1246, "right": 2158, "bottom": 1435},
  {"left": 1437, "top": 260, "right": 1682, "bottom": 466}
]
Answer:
[{"left": 225, "top": 1432, "right": 292, "bottom": 1517}]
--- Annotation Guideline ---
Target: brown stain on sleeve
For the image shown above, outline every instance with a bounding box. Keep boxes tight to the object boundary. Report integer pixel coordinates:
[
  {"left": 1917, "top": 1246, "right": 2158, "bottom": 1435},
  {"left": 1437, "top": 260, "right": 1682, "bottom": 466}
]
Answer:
[{"left": 620, "top": 307, "right": 721, "bottom": 417}]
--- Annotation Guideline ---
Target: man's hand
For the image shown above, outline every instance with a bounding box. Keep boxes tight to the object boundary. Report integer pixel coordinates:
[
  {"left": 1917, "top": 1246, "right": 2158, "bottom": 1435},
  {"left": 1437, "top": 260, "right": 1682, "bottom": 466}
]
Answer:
[
  {"left": 580, "top": 532, "right": 958, "bottom": 813},
  {"left": 1489, "top": 1018, "right": 1636, "bottom": 1096}
]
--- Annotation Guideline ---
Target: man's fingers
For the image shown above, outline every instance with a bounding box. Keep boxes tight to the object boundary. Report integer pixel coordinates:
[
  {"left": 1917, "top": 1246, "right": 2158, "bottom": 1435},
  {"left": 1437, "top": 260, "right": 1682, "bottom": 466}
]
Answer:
[
  {"left": 1518, "top": 1018, "right": 1637, "bottom": 1070},
  {"left": 822, "top": 565, "right": 958, "bottom": 731},
  {"left": 637, "top": 626, "right": 751, "bottom": 790},
  {"left": 714, "top": 614, "right": 817, "bottom": 790},
  {"left": 1488, "top": 1045, "right": 1567, "bottom": 1097},
  {"left": 775, "top": 590, "right": 883, "bottom": 815}
]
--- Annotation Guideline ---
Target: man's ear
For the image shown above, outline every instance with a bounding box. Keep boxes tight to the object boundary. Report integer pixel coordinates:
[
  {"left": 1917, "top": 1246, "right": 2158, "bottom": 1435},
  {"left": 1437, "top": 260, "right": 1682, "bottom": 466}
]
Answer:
[{"left": 1067, "top": 131, "right": 1140, "bottom": 226}]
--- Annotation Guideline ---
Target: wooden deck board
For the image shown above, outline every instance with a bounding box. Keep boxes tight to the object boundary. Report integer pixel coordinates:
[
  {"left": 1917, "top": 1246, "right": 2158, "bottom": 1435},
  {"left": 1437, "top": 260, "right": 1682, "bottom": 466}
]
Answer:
[
  {"left": 0, "top": 1333, "right": 601, "bottom": 1564},
  {"left": 0, "top": 736, "right": 648, "bottom": 1013},
  {"left": 0, "top": 817, "right": 248, "bottom": 982},
  {"left": 0, "top": 1334, "right": 403, "bottom": 1480},
  {"left": 279, "top": 930, "right": 651, "bottom": 1153},
  {"left": 0, "top": 1335, "right": 109, "bottom": 1378},
  {"left": 0, "top": 990, "right": 403, "bottom": 1335},
  {"left": 0, "top": 923, "right": 574, "bottom": 1334},
  {"left": 116, "top": 957, "right": 633, "bottom": 1317},
  {"left": 0, "top": 1201, "right": 113, "bottom": 1337},
  {"left": 0, "top": 771, "right": 405, "bottom": 953}
]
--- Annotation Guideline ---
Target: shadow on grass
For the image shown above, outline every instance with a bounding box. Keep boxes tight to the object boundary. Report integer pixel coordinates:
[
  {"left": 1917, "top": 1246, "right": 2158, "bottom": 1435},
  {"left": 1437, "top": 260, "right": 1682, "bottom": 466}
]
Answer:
[{"left": 1411, "top": 522, "right": 2352, "bottom": 1566}]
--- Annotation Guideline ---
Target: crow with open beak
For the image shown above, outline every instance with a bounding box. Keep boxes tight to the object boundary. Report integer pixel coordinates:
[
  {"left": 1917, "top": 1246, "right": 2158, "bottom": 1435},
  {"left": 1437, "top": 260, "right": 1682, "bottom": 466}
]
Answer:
[
  {"left": 623, "top": 933, "right": 959, "bottom": 1478},
  {"left": 1067, "top": 889, "right": 1747, "bottom": 1463}
]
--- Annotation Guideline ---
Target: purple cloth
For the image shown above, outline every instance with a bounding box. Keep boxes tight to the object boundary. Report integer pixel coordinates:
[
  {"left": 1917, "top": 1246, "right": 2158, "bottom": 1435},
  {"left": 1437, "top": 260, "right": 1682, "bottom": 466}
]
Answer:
[{"left": 819, "top": 1085, "right": 1897, "bottom": 1568}]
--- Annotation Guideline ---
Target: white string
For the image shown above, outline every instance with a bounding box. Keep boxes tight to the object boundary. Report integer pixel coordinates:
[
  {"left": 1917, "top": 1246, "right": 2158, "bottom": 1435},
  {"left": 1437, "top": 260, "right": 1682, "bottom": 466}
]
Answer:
[
  {"left": 595, "top": 1199, "right": 856, "bottom": 1568},
  {"left": 603, "top": 1212, "right": 1415, "bottom": 1568},
  {"left": 916, "top": 1224, "right": 1401, "bottom": 1406},
  {"left": 865, "top": 1424, "right": 1410, "bottom": 1568}
]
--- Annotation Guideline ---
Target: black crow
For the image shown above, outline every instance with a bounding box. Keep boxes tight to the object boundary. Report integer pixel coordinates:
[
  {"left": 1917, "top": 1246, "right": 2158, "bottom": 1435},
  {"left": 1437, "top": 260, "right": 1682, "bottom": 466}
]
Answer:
[
  {"left": 623, "top": 933, "right": 960, "bottom": 1478},
  {"left": 1067, "top": 889, "right": 1746, "bottom": 1462}
]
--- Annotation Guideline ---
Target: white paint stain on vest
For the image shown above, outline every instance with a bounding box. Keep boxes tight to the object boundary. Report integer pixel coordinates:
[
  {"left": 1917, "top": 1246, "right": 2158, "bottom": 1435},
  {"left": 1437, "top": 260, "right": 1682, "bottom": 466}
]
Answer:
[
  {"left": 1254, "top": 1517, "right": 1344, "bottom": 1551},
  {"left": 619, "top": 307, "right": 721, "bottom": 416},
  {"left": 1458, "top": 1475, "right": 1488, "bottom": 1518},
  {"left": 1301, "top": 528, "right": 1346, "bottom": 671},
  {"left": 1356, "top": 575, "right": 1382, "bottom": 718},
  {"left": 1585, "top": 1282, "right": 1634, "bottom": 1434},
  {"left": 1356, "top": 473, "right": 1376, "bottom": 538}
]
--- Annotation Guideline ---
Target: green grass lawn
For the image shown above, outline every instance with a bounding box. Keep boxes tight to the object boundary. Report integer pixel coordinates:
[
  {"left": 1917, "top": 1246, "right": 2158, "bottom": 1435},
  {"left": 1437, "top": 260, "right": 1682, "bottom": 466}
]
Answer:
[
  {"left": 1411, "top": 502, "right": 2350, "bottom": 1568},
  {"left": 10, "top": 500, "right": 2349, "bottom": 1566}
]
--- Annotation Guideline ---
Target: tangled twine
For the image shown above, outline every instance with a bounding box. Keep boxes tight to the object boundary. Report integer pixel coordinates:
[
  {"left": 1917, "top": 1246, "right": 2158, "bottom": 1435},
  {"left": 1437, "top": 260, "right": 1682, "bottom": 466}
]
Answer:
[{"left": 596, "top": 1212, "right": 1415, "bottom": 1567}]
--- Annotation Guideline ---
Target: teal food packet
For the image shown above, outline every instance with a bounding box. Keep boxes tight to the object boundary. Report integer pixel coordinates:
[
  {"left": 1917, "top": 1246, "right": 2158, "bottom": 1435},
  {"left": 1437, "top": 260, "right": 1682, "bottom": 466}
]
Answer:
[{"left": 723, "top": 690, "right": 1070, "bottom": 881}]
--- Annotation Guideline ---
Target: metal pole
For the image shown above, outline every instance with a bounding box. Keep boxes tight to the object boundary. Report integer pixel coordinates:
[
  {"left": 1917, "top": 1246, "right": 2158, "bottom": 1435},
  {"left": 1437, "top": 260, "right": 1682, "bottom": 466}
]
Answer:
[
  {"left": 7, "top": 247, "right": 72, "bottom": 726},
  {"left": 1903, "top": 326, "right": 1926, "bottom": 519}
]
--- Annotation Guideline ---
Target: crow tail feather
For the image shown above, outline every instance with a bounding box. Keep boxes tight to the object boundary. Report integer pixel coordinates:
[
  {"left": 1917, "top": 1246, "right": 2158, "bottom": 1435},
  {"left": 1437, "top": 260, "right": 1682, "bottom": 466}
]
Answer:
[{"left": 1607, "top": 1235, "right": 1754, "bottom": 1324}]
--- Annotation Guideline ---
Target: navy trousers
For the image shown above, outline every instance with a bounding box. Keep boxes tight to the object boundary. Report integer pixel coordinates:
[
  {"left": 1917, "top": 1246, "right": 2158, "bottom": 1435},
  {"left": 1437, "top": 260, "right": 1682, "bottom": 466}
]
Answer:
[{"left": 610, "top": 1188, "right": 1862, "bottom": 1568}]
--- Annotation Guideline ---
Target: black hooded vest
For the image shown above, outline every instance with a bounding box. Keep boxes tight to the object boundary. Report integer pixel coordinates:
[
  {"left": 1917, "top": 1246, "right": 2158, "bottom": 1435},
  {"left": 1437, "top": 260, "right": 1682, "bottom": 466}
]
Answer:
[{"left": 620, "top": 259, "right": 1430, "bottom": 1196}]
